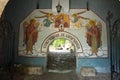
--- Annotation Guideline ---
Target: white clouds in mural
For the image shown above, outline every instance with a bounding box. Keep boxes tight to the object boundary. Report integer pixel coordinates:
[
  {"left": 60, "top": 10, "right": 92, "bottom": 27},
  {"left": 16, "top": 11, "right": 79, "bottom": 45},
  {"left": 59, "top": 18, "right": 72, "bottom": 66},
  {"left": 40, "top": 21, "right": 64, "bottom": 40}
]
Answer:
[{"left": 18, "top": 9, "right": 108, "bottom": 58}]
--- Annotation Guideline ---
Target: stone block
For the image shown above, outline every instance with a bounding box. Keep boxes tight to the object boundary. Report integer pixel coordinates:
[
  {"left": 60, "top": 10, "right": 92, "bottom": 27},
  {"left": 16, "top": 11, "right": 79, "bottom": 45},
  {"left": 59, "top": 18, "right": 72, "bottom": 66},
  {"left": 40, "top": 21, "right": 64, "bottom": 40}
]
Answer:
[
  {"left": 80, "top": 66, "right": 96, "bottom": 76},
  {"left": 13, "top": 65, "right": 43, "bottom": 75},
  {"left": 27, "top": 66, "right": 43, "bottom": 75}
]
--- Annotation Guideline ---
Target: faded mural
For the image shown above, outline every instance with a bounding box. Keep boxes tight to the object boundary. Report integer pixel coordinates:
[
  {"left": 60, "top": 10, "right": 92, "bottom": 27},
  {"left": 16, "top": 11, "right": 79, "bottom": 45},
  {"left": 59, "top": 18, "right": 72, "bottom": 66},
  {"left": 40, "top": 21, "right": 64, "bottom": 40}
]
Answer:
[{"left": 18, "top": 9, "right": 108, "bottom": 58}]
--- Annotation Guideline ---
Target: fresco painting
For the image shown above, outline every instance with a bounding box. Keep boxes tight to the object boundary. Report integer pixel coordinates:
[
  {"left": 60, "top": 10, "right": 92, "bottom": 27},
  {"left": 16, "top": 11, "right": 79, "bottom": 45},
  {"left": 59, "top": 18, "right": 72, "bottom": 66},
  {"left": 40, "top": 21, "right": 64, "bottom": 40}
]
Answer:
[
  {"left": 85, "top": 20, "right": 102, "bottom": 56},
  {"left": 18, "top": 9, "right": 108, "bottom": 58},
  {"left": 71, "top": 10, "right": 89, "bottom": 28},
  {"left": 54, "top": 13, "right": 70, "bottom": 29}
]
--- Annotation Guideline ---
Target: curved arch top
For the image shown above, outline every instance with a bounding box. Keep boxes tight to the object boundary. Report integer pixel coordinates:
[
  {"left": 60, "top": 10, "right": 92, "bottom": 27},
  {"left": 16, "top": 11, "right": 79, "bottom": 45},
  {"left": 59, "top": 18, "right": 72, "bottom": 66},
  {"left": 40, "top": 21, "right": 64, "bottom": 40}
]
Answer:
[
  {"left": 18, "top": 9, "right": 108, "bottom": 58},
  {"left": 41, "top": 31, "right": 83, "bottom": 53}
]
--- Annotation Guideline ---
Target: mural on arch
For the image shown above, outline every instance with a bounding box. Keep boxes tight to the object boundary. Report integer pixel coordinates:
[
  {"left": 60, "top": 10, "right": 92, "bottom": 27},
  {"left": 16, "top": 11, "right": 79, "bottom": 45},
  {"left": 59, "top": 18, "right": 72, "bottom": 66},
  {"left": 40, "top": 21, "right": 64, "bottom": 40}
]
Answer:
[
  {"left": 54, "top": 13, "right": 70, "bottom": 28},
  {"left": 18, "top": 9, "right": 108, "bottom": 58}
]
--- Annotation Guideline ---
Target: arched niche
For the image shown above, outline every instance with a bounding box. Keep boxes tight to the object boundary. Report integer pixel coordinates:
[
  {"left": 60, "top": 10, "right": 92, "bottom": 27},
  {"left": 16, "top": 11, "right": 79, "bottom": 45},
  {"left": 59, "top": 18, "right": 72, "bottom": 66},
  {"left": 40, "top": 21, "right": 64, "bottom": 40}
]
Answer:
[
  {"left": 48, "top": 38, "right": 75, "bottom": 53},
  {"left": 0, "top": 20, "right": 14, "bottom": 65},
  {"left": 41, "top": 31, "right": 83, "bottom": 54},
  {"left": 0, "top": 22, "right": 4, "bottom": 64}
]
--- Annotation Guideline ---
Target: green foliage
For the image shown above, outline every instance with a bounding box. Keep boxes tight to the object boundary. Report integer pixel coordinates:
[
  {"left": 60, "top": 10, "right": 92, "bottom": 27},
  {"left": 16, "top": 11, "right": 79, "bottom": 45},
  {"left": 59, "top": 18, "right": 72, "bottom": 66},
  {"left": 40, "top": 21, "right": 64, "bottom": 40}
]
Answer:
[{"left": 53, "top": 38, "right": 66, "bottom": 48}]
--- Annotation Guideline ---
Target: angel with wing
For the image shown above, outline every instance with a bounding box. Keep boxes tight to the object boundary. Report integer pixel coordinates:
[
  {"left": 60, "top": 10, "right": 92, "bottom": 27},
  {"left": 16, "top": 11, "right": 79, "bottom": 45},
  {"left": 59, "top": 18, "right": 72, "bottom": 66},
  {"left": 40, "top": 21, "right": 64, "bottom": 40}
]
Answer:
[
  {"left": 23, "top": 19, "right": 39, "bottom": 54},
  {"left": 71, "top": 10, "right": 90, "bottom": 28},
  {"left": 35, "top": 10, "right": 55, "bottom": 27}
]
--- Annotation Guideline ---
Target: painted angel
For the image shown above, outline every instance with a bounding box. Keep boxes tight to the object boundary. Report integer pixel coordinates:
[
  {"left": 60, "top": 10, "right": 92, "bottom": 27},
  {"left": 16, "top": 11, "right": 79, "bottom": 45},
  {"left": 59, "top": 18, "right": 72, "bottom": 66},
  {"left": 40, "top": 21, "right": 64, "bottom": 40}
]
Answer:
[
  {"left": 23, "top": 19, "right": 39, "bottom": 54},
  {"left": 85, "top": 20, "right": 102, "bottom": 56},
  {"left": 71, "top": 10, "right": 89, "bottom": 28},
  {"left": 35, "top": 10, "right": 54, "bottom": 27}
]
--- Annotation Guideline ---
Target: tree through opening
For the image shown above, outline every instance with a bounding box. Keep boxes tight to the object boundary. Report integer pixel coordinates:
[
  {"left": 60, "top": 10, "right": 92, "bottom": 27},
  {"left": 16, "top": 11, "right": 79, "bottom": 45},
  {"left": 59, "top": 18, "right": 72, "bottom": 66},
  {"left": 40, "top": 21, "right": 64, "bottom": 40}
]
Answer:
[{"left": 47, "top": 38, "right": 76, "bottom": 72}]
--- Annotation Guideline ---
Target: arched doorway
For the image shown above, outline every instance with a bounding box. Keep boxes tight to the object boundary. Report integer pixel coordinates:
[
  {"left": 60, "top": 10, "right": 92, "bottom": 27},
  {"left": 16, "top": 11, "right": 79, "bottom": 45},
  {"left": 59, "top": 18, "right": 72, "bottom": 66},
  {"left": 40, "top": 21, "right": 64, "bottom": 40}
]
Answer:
[
  {"left": 0, "top": 23, "right": 4, "bottom": 64},
  {"left": 41, "top": 31, "right": 83, "bottom": 72},
  {"left": 0, "top": 20, "right": 14, "bottom": 66},
  {"left": 47, "top": 38, "right": 76, "bottom": 72}
]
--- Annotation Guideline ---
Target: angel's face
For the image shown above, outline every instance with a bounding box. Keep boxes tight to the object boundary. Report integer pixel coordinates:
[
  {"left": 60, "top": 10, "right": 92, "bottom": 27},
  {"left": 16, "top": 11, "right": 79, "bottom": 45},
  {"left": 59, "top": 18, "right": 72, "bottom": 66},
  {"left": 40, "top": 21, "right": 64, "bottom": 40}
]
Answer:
[
  {"left": 49, "top": 13, "right": 53, "bottom": 17},
  {"left": 72, "top": 14, "right": 77, "bottom": 18}
]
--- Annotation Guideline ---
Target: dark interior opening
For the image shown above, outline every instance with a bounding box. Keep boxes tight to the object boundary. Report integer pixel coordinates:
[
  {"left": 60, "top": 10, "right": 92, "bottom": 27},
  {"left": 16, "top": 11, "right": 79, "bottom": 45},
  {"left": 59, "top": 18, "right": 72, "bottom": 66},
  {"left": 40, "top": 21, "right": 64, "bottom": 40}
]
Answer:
[{"left": 47, "top": 38, "right": 76, "bottom": 72}]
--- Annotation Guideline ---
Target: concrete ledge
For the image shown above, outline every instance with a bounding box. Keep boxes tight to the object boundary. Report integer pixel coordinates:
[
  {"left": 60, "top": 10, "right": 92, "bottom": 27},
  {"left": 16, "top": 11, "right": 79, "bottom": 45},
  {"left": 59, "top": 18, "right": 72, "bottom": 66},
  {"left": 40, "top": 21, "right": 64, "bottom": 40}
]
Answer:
[
  {"left": 77, "top": 73, "right": 111, "bottom": 80},
  {"left": 13, "top": 65, "right": 43, "bottom": 75},
  {"left": 80, "top": 66, "right": 96, "bottom": 76},
  {"left": 27, "top": 66, "right": 43, "bottom": 75}
]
